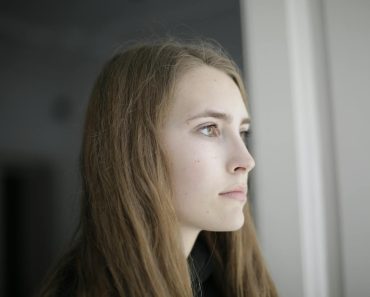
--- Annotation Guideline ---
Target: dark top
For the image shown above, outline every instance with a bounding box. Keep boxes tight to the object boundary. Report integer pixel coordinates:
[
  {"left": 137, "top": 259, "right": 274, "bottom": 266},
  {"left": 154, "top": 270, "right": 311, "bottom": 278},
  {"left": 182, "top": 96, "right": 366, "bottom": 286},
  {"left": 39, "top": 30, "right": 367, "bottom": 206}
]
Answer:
[{"left": 188, "top": 236, "right": 224, "bottom": 297}]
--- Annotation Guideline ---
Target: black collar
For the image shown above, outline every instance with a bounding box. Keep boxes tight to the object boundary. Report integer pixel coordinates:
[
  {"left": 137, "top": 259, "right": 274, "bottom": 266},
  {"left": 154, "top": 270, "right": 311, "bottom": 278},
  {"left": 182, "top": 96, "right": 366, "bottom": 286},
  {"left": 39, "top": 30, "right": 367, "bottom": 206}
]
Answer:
[{"left": 188, "top": 236, "right": 214, "bottom": 283}]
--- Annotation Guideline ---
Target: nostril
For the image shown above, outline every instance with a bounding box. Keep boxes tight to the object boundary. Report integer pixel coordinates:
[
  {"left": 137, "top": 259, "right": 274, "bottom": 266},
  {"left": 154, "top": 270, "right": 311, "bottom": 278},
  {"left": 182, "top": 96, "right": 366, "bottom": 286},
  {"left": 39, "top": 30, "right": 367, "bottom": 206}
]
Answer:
[{"left": 234, "top": 165, "right": 249, "bottom": 173}]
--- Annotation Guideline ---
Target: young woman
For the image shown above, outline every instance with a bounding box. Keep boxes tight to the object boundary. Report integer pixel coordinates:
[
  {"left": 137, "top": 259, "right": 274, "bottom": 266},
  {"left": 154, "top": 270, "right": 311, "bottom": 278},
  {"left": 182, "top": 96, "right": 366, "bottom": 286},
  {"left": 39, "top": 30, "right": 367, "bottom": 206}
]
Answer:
[{"left": 39, "top": 39, "right": 279, "bottom": 297}]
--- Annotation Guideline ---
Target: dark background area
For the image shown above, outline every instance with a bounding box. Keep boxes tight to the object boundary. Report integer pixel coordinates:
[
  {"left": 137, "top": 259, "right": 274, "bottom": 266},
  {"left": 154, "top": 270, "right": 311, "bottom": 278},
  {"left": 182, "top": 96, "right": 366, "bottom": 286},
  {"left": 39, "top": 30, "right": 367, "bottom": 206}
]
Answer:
[{"left": 0, "top": 1, "right": 244, "bottom": 296}]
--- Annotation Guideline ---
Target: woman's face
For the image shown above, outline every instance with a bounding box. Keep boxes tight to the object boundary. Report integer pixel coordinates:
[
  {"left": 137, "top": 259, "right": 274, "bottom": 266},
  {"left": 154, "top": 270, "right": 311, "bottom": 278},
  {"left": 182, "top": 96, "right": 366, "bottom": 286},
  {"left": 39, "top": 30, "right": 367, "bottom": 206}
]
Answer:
[{"left": 160, "top": 65, "right": 255, "bottom": 234}]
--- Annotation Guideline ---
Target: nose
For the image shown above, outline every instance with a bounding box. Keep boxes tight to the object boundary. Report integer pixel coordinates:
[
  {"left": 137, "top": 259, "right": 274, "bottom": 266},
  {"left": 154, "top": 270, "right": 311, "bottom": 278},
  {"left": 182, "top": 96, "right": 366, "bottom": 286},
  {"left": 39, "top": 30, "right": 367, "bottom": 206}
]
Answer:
[{"left": 227, "top": 137, "right": 256, "bottom": 174}]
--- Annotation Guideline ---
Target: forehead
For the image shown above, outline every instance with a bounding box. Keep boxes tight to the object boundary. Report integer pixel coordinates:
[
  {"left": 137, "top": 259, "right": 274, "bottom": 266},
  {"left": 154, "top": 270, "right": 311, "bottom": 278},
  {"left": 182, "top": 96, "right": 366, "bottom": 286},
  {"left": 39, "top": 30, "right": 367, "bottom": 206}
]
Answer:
[{"left": 170, "top": 65, "right": 249, "bottom": 121}]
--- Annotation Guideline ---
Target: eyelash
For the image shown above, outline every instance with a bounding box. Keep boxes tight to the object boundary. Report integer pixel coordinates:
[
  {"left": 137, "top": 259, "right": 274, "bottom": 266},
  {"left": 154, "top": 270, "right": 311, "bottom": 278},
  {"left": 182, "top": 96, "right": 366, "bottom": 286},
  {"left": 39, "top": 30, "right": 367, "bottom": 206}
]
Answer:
[
  {"left": 199, "top": 124, "right": 252, "bottom": 143},
  {"left": 241, "top": 130, "right": 252, "bottom": 143}
]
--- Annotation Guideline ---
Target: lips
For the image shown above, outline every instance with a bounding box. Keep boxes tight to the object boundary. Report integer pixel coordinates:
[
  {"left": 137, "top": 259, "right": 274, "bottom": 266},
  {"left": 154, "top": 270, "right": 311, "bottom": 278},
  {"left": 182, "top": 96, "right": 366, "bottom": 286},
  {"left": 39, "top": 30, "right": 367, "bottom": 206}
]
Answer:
[
  {"left": 219, "top": 185, "right": 247, "bottom": 195},
  {"left": 219, "top": 185, "right": 247, "bottom": 202}
]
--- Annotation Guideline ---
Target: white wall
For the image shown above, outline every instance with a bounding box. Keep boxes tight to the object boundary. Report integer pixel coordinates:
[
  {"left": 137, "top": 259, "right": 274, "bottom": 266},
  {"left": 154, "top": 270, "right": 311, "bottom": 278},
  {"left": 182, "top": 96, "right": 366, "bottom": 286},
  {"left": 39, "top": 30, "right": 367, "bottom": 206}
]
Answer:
[{"left": 241, "top": 0, "right": 370, "bottom": 296}]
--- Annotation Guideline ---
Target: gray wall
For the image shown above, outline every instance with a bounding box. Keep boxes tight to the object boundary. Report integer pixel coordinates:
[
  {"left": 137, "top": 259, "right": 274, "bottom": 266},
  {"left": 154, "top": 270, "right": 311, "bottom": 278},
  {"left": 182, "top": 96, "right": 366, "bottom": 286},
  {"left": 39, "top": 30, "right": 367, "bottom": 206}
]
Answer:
[
  {"left": 241, "top": 1, "right": 303, "bottom": 295},
  {"left": 325, "top": 1, "right": 370, "bottom": 296},
  {"left": 242, "top": 0, "right": 370, "bottom": 296}
]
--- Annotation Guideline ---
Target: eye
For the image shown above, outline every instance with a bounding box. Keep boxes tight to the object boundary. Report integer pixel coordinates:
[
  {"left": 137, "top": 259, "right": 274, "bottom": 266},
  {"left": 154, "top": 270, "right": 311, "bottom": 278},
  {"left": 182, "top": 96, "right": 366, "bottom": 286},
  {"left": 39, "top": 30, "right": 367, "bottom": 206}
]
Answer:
[
  {"left": 240, "top": 130, "right": 252, "bottom": 145},
  {"left": 199, "top": 124, "right": 220, "bottom": 137}
]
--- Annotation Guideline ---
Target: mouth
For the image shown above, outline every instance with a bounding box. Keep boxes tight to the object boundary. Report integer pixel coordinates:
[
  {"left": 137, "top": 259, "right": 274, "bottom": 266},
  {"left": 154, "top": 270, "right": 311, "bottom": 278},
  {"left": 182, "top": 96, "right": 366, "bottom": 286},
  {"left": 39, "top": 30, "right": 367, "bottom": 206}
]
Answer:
[{"left": 219, "top": 191, "right": 247, "bottom": 202}]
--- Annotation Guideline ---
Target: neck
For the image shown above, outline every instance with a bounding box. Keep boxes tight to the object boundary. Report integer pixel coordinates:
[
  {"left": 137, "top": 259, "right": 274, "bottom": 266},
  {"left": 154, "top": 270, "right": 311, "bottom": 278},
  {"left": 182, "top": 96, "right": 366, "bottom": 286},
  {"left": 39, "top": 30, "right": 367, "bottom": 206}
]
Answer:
[{"left": 179, "top": 224, "right": 201, "bottom": 257}]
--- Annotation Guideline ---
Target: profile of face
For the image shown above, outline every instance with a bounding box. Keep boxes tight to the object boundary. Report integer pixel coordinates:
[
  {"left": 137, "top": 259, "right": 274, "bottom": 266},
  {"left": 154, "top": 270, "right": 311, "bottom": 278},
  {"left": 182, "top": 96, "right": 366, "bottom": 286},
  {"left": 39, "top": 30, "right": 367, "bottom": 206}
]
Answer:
[{"left": 160, "top": 65, "right": 255, "bottom": 237}]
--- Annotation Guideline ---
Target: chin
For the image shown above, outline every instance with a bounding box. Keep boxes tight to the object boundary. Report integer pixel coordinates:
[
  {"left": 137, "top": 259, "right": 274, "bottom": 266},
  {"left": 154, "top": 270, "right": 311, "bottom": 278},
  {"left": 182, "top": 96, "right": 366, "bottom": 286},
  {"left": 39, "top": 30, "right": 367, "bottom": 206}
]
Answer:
[
  {"left": 207, "top": 215, "right": 245, "bottom": 232},
  {"left": 225, "top": 218, "right": 245, "bottom": 231},
  {"left": 224, "top": 210, "right": 246, "bottom": 231}
]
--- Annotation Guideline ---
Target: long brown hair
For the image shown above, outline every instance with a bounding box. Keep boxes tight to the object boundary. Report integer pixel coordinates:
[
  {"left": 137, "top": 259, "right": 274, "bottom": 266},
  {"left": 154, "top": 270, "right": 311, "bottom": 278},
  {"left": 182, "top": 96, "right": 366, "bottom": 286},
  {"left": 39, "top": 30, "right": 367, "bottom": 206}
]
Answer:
[{"left": 39, "top": 38, "right": 278, "bottom": 297}]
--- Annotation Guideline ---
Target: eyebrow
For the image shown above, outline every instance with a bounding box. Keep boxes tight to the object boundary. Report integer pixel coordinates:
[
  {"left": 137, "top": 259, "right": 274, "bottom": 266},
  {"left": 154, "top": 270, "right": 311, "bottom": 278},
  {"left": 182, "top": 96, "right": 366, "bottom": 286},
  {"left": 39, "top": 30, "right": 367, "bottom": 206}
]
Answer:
[{"left": 186, "top": 109, "right": 251, "bottom": 125}]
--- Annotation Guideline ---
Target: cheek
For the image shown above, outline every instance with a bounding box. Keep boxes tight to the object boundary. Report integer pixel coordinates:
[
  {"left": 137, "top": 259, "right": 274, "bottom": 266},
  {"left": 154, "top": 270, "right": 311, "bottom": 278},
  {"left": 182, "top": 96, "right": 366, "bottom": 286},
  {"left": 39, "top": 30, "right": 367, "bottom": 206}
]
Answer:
[{"left": 169, "top": 144, "right": 220, "bottom": 202}]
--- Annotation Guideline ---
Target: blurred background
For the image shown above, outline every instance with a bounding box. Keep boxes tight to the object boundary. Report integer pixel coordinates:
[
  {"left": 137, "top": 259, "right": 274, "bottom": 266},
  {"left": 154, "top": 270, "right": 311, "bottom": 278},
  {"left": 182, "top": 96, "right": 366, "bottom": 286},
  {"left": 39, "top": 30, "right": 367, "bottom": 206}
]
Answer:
[
  {"left": 0, "top": 0, "right": 369, "bottom": 297},
  {"left": 0, "top": 0, "right": 244, "bottom": 296}
]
